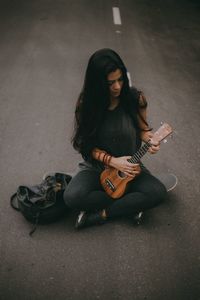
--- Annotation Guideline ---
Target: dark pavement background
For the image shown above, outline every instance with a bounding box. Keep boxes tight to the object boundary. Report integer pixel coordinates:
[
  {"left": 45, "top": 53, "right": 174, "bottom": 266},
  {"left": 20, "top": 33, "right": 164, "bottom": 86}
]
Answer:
[{"left": 0, "top": 1, "right": 200, "bottom": 299}]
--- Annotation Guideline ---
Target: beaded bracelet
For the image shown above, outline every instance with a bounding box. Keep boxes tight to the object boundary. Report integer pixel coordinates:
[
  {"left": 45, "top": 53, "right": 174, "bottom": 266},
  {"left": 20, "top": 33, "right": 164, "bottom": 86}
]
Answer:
[
  {"left": 102, "top": 153, "right": 107, "bottom": 164},
  {"left": 93, "top": 149, "right": 112, "bottom": 166},
  {"left": 103, "top": 154, "right": 110, "bottom": 165},
  {"left": 106, "top": 155, "right": 112, "bottom": 166},
  {"left": 104, "top": 154, "right": 109, "bottom": 165}
]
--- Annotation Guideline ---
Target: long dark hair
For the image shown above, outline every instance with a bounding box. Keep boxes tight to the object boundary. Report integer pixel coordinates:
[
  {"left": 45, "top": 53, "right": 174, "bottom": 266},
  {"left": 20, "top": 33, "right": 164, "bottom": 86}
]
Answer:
[{"left": 72, "top": 48, "right": 146, "bottom": 159}]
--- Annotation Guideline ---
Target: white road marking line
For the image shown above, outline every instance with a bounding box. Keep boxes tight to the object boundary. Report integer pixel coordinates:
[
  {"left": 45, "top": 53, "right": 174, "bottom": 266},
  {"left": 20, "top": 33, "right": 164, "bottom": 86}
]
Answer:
[
  {"left": 112, "top": 7, "right": 122, "bottom": 25},
  {"left": 127, "top": 72, "right": 132, "bottom": 87}
]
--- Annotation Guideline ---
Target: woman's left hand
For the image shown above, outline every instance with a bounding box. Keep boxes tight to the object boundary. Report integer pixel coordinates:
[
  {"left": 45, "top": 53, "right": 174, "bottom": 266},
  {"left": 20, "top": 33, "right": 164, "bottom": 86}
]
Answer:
[
  {"left": 140, "top": 130, "right": 153, "bottom": 143},
  {"left": 140, "top": 131, "right": 160, "bottom": 154},
  {"left": 148, "top": 142, "right": 160, "bottom": 154}
]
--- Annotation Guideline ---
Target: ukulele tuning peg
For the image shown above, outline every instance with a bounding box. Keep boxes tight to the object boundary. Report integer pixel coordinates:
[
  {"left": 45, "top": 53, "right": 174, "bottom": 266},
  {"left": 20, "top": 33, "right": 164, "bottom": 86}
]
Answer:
[
  {"left": 160, "top": 121, "right": 163, "bottom": 125},
  {"left": 163, "top": 139, "right": 168, "bottom": 144}
]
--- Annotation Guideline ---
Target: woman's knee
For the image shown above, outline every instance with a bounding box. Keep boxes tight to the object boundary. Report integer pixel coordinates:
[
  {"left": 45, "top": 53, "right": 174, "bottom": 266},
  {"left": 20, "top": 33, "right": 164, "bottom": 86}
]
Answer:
[
  {"left": 141, "top": 177, "right": 167, "bottom": 207},
  {"left": 153, "top": 181, "right": 167, "bottom": 205},
  {"left": 63, "top": 187, "right": 83, "bottom": 209},
  {"left": 63, "top": 170, "right": 99, "bottom": 209}
]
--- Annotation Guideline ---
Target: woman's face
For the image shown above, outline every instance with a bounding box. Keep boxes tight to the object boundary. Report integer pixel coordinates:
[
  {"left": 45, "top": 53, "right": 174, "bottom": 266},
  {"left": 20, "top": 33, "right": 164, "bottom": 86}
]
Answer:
[{"left": 107, "top": 69, "right": 123, "bottom": 99}]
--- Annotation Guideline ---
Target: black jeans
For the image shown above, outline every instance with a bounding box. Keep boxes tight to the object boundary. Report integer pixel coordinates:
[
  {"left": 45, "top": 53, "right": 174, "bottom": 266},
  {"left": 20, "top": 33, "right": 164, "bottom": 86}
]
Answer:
[{"left": 63, "top": 169, "right": 167, "bottom": 219}]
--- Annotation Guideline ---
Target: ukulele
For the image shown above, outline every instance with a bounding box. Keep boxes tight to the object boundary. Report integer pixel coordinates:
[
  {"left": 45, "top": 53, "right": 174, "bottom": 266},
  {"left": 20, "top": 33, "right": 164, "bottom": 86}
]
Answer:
[{"left": 100, "top": 123, "right": 173, "bottom": 199}]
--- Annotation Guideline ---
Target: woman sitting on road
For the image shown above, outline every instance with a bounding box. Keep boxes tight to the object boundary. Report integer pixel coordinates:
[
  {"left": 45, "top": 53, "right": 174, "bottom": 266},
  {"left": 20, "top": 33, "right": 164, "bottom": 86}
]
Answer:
[{"left": 64, "top": 48, "right": 167, "bottom": 229}]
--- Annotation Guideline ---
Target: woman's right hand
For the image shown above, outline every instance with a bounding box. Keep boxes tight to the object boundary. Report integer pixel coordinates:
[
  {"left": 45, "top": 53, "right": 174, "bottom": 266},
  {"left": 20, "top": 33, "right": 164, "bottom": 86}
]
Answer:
[{"left": 110, "top": 156, "right": 141, "bottom": 178}]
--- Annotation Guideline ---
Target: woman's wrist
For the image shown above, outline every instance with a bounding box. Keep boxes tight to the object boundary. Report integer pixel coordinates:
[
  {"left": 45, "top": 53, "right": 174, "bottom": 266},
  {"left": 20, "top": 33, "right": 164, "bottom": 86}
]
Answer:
[{"left": 109, "top": 156, "right": 117, "bottom": 168}]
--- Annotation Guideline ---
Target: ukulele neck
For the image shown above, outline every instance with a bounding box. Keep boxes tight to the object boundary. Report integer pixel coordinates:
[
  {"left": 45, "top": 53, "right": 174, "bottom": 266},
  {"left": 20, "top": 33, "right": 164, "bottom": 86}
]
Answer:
[{"left": 127, "top": 141, "right": 151, "bottom": 164}]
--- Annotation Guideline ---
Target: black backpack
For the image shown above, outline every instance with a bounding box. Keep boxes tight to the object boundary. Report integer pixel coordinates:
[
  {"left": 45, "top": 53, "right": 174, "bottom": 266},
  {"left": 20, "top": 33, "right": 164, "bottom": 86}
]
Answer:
[{"left": 10, "top": 173, "right": 72, "bottom": 235}]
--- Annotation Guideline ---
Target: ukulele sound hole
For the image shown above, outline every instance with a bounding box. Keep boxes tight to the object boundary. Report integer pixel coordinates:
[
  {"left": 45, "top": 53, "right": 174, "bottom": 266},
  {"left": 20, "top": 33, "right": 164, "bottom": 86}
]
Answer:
[{"left": 118, "top": 171, "right": 127, "bottom": 178}]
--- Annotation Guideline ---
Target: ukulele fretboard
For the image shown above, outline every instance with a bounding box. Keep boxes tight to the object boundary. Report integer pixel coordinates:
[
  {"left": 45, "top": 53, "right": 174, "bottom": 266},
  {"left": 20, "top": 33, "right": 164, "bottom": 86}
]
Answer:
[{"left": 127, "top": 141, "right": 151, "bottom": 164}]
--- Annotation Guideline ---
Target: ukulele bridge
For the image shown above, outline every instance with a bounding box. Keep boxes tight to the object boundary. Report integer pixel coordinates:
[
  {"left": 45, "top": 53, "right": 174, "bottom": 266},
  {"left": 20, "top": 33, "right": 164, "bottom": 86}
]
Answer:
[{"left": 105, "top": 179, "right": 116, "bottom": 192}]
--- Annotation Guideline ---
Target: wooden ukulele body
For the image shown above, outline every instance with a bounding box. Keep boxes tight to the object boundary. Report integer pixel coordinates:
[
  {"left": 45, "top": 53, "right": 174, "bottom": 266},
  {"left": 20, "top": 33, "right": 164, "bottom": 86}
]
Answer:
[{"left": 100, "top": 167, "right": 135, "bottom": 199}]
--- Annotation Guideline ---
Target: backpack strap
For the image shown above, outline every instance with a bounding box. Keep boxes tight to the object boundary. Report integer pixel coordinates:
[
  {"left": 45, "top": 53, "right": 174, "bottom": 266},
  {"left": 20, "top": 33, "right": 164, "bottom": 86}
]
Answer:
[
  {"left": 10, "top": 193, "right": 20, "bottom": 211},
  {"left": 29, "top": 211, "right": 40, "bottom": 236}
]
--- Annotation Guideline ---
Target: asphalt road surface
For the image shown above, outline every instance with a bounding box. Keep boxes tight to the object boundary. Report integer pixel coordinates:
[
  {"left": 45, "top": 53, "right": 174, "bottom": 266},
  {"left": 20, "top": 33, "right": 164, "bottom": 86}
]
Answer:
[{"left": 0, "top": 1, "right": 200, "bottom": 299}]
